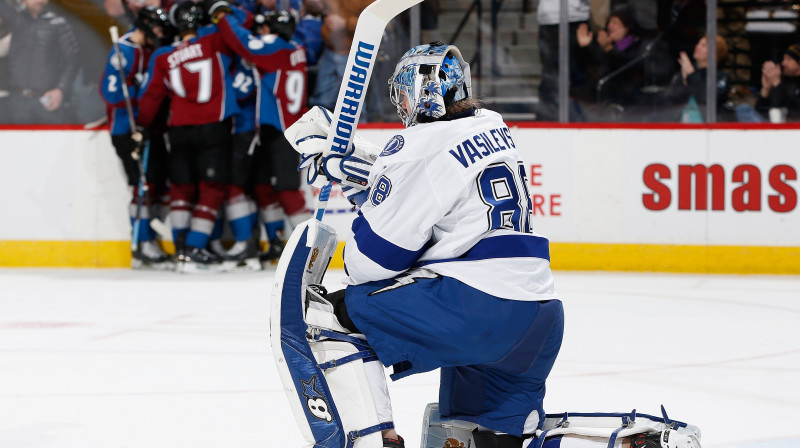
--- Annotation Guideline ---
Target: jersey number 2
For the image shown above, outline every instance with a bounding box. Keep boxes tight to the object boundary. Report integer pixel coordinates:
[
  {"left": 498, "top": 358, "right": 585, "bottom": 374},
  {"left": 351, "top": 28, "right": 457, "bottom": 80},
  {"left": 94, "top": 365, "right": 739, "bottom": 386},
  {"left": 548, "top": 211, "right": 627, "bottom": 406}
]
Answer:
[{"left": 477, "top": 162, "right": 533, "bottom": 233}]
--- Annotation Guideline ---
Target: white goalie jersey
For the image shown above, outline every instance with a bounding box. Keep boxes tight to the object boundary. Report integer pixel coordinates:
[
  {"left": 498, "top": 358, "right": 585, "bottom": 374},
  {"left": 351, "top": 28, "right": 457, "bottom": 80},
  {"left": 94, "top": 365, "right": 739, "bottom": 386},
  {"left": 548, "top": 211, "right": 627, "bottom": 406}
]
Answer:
[{"left": 343, "top": 109, "right": 557, "bottom": 302}]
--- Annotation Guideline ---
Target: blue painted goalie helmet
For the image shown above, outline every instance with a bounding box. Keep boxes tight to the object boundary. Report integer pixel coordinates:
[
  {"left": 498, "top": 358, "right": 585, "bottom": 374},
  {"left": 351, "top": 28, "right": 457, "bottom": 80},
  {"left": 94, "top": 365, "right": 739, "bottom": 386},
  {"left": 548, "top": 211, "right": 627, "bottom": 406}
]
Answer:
[{"left": 388, "top": 42, "right": 472, "bottom": 127}]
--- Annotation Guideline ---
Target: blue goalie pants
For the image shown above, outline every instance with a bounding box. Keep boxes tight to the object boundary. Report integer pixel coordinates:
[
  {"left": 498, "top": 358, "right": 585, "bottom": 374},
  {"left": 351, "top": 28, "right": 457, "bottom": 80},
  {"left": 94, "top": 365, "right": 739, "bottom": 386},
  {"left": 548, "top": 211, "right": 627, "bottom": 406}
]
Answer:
[{"left": 345, "top": 274, "right": 564, "bottom": 437}]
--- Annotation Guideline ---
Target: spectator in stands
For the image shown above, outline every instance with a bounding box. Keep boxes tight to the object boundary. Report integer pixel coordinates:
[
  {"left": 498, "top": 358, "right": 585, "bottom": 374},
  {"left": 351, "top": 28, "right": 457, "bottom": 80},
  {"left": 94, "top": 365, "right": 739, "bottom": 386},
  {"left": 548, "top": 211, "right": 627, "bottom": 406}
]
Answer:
[
  {"left": 576, "top": 6, "right": 644, "bottom": 108},
  {"left": 756, "top": 42, "right": 800, "bottom": 122},
  {"left": 307, "top": 0, "right": 371, "bottom": 115},
  {"left": 536, "top": 0, "right": 590, "bottom": 121},
  {"left": 294, "top": 0, "right": 324, "bottom": 98},
  {"left": 659, "top": 35, "right": 731, "bottom": 122},
  {"left": 0, "top": 0, "right": 80, "bottom": 124}
]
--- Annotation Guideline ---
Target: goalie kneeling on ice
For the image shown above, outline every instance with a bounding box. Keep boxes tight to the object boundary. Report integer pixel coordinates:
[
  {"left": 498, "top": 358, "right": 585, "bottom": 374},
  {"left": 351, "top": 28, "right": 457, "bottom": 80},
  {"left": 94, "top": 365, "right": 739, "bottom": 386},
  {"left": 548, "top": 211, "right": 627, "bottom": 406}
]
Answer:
[{"left": 422, "top": 404, "right": 701, "bottom": 448}]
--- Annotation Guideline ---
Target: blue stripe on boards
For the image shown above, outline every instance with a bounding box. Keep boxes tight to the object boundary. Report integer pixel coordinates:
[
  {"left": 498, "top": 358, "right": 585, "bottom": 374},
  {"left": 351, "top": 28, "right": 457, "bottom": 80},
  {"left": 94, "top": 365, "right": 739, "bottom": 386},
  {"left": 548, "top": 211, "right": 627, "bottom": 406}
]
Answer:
[
  {"left": 351, "top": 215, "right": 428, "bottom": 272},
  {"left": 417, "top": 234, "right": 550, "bottom": 267}
]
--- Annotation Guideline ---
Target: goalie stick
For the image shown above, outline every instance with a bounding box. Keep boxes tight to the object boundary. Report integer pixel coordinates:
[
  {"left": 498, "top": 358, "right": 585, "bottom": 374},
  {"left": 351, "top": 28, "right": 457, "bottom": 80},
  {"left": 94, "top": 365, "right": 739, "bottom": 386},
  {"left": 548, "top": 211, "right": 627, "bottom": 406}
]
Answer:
[
  {"left": 109, "top": 26, "right": 170, "bottom": 246},
  {"left": 312, "top": 0, "right": 424, "bottom": 222}
]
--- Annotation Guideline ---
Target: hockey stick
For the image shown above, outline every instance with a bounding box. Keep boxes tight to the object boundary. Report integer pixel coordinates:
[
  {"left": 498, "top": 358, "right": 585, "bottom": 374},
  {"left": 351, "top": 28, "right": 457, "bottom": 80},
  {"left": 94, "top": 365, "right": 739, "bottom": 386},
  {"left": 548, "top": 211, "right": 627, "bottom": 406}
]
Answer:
[
  {"left": 109, "top": 26, "right": 170, "bottom": 245},
  {"left": 109, "top": 26, "right": 137, "bottom": 135},
  {"left": 313, "top": 0, "right": 423, "bottom": 222},
  {"left": 131, "top": 140, "right": 150, "bottom": 251}
]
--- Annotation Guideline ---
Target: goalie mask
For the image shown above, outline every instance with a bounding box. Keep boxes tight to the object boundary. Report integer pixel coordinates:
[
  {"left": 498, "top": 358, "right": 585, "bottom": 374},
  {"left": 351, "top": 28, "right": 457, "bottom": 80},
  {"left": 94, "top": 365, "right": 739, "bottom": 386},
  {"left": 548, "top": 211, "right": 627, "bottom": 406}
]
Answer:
[{"left": 388, "top": 42, "right": 471, "bottom": 127}]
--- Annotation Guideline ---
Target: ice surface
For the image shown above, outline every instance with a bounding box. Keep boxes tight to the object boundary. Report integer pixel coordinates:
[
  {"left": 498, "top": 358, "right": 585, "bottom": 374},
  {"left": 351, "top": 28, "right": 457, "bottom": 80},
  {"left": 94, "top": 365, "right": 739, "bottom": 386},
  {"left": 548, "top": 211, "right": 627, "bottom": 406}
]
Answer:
[{"left": 0, "top": 269, "right": 798, "bottom": 448}]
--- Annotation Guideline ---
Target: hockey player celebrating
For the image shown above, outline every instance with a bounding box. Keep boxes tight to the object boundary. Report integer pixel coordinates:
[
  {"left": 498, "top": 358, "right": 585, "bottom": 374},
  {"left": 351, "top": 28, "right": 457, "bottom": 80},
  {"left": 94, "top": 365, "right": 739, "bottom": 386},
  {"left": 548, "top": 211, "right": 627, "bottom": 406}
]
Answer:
[
  {"left": 216, "top": 9, "right": 312, "bottom": 263},
  {"left": 274, "top": 43, "right": 565, "bottom": 448},
  {"left": 136, "top": 1, "right": 246, "bottom": 272},
  {"left": 100, "top": 6, "right": 173, "bottom": 269}
]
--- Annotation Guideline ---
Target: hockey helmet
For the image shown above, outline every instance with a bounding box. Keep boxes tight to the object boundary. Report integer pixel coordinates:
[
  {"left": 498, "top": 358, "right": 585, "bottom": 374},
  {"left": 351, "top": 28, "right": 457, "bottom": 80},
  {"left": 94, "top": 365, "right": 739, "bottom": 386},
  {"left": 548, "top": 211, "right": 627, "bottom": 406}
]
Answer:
[
  {"left": 135, "top": 6, "right": 172, "bottom": 46},
  {"left": 169, "top": 0, "right": 205, "bottom": 33},
  {"left": 254, "top": 10, "right": 296, "bottom": 41},
  {"left": 388, "top": 42, "right": 471, "bottom": 127}
]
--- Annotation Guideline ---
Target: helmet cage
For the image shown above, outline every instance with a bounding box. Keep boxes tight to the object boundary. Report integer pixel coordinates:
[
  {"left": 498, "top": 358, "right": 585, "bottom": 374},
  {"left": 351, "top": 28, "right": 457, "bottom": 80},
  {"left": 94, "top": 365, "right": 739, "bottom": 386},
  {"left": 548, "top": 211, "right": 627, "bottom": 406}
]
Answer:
[{"left": 388, "top": 43, "right": 471, "bottom": 127}]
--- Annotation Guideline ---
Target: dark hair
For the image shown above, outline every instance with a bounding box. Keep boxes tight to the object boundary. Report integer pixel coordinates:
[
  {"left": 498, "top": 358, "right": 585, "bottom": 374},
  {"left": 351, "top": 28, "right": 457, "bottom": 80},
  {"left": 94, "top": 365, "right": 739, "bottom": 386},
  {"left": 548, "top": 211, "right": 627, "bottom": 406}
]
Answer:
[
  {"left": 608, "top": 6, "right": 637, "bottom": 35},
  {"left": 444, "top": 97, "right": 483, "bottom": 117}
]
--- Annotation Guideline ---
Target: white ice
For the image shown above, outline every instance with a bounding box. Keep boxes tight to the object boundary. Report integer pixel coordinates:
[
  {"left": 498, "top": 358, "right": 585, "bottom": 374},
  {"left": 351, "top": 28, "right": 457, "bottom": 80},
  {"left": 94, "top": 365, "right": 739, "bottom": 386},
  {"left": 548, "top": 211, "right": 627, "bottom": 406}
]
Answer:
[{"left": 0, "top": 268, "right": 798, "bottom": 448}]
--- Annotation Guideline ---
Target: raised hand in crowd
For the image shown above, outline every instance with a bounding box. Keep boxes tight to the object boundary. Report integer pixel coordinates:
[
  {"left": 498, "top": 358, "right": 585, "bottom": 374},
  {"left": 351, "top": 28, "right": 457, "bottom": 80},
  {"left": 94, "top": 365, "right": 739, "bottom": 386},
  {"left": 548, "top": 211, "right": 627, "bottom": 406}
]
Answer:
[
  {"left": 595, "top": 29, "right": 612, "bottom": 52},
  {"left": 761, "top": 60, "right": 782, "bottom": 96},
  {"left": 678, "top": 51, "right": 695, "bottom": 84},
  {"left": 576, "top": 22, "right": 593, "bottom": 48}
]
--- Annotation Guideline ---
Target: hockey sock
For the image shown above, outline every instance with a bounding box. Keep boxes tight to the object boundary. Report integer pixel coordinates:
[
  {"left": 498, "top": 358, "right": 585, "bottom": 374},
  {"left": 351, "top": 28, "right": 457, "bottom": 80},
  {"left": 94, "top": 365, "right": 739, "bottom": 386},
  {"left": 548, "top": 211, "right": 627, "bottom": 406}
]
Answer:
[
  {"left": 276, "top": 190, "right": 307, "bottom": 217},
  {"left": 225, "top": 185, "right": 254, "bottom": 242},
  {"left": 185, "top": 181, "right": 226, "bottom": 249},
  {"left": 130, "top": 216, "right": 154, "bottom": 243},
  {"left": 209, "top": 214, "right": 224, "bottom": 241},
  {"left": 169, "top": 182, "right": 195, "bottom": 251},
  {"left": 259, "top": 203, "right": 285, "bottom": 241},
  {"left": 254, "top": 183, "right": 286, "bottom": 241},
  {"left": 129, "top": 192, "right": 154, "bottom": 243}
]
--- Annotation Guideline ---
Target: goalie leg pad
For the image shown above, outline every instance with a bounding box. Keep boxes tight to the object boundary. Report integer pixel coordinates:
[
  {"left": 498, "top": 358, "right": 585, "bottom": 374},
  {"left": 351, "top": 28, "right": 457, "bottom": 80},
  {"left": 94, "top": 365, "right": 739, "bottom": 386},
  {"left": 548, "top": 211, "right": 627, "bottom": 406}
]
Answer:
[{"left": 271, "top": 220, "right": 393, "bottom": 448}]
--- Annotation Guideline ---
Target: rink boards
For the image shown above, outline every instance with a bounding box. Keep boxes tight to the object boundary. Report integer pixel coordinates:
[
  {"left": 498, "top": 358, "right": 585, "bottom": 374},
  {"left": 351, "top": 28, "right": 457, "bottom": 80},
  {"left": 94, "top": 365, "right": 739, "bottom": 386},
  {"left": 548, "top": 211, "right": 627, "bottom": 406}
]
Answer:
[{"left": 1, "top": 125, "right": 798, "bottom": 273}]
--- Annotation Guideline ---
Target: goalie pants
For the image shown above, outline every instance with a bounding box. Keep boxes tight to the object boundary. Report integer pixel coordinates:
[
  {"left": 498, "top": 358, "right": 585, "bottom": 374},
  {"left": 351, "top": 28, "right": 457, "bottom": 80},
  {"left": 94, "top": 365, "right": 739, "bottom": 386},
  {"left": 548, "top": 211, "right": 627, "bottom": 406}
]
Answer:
[{"left": 344, "top": 274, "right": 564, "bottom": 438}]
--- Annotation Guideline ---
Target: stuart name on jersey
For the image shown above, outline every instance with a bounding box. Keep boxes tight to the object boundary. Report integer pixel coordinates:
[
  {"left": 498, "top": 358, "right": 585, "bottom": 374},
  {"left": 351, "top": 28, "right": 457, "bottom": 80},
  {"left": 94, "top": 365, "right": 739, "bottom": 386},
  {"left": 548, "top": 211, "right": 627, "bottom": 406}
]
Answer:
[
  {"left": 449, "top": 126, "right": 516, "bottom": 168},
  {"left": 167, "top": 43, "right": 204, "bottom": 68}
]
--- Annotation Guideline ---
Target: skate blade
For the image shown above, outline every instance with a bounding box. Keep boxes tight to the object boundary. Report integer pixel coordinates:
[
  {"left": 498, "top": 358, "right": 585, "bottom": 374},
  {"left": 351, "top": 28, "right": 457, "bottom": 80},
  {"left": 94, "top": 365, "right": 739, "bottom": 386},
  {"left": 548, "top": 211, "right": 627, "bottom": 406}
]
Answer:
[
  {"left": 178, "top": 261, "right": 226, "bottom": 274},
  {"left": 131, "top": 259, "right": 176, "bottom": 271},
  {"left": 222, "top": 258, "right": 262, "bottom": 272}
]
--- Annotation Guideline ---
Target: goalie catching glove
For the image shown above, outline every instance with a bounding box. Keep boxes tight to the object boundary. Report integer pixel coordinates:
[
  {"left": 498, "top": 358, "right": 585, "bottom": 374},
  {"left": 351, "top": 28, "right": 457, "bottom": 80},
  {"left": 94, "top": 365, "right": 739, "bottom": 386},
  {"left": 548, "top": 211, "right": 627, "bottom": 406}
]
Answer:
[{"left": 286, "top": 106, "right": 381, "bottom": 206}]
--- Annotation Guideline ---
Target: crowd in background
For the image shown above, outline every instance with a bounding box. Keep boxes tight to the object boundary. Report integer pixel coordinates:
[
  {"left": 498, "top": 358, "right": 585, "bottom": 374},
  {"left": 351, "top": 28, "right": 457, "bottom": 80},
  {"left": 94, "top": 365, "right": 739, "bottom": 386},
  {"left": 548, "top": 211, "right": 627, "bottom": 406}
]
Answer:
[
  {"left": 1, "top": 0, "right": 800, "bottom": 124},
  {"left": 535, "top": 0, "right": 800, "bottom": 122},
  {"left": 0, "top": 0, "right": 418, "bottom": 125}
]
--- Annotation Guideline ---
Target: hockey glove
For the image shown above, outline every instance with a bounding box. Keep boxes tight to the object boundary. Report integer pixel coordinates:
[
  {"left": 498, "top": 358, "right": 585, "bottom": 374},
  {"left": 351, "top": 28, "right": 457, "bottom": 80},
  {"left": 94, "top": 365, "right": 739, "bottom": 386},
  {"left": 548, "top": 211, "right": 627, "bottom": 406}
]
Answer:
[
  {"left": 286, "top": 106, "right": 382, "bottom": 160},
  {"left": 289, "top": 106, "right": 381, "bottom": 204},
  {"left": 206, "top": 0, "right": 232, "bottom": 23},
  {"left": 130, "top": 126, "right": 150, "bottom": 159}
]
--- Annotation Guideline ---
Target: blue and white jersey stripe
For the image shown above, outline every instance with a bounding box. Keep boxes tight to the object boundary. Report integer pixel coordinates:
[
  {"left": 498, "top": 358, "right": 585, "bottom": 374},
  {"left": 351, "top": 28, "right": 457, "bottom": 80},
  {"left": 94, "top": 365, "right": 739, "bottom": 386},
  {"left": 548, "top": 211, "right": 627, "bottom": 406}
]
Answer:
[{"left": 343, "top": 109, "right": 557, "bottom": 302}]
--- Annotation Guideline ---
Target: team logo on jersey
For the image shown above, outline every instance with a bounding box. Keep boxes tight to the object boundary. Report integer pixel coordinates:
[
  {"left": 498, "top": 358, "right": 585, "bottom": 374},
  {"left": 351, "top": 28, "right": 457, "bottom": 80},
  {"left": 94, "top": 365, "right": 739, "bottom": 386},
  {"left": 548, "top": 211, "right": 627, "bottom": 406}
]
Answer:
[
  {"left": 368, "top": 269, "right": 439, "bottom": 295},
  {"left": 301, "top": 375, "right": 333, "bottom": 422},
  {"left": 380, "top": 135, "right": 405, "bottom": 157},
  {"left": 110, "top": 52, "right": 128, "bottom": 71}
]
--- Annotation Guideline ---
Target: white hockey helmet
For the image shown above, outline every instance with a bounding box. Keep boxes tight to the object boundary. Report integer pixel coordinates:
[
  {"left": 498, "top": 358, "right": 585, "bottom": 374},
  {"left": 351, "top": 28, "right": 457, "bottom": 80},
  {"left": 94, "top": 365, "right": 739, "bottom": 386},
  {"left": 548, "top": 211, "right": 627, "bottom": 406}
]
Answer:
[{"left": 388, "top": 42, "right": 472, "bottom": 127}]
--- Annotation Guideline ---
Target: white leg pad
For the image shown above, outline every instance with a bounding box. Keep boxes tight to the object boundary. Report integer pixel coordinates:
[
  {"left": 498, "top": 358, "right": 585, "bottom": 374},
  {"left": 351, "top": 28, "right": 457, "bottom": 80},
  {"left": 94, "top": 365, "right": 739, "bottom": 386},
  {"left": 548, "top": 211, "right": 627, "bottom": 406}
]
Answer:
[{"left": 271, "top": 219, "right": 393, "bottom": 448}]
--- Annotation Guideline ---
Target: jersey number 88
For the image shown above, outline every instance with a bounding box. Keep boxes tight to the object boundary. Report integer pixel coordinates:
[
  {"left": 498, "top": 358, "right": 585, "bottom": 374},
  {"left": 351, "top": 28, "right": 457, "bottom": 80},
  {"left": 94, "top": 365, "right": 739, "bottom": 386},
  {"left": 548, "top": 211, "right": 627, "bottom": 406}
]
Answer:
[{"left": 477, "top": 162, "right": 533, "bottom": 234}]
